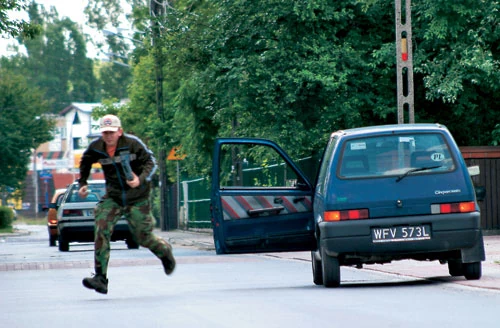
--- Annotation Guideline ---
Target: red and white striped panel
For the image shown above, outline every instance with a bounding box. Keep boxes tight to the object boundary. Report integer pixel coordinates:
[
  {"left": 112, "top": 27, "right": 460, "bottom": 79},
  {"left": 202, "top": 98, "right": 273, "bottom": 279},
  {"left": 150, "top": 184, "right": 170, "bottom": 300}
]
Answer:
[{"left": 221, "top": 195, "right": 312, "bottom": 220}]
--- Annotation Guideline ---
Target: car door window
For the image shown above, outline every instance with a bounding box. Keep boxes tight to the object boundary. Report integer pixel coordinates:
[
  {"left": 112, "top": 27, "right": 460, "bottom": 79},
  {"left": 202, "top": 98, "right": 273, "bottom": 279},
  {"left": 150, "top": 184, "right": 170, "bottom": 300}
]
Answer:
[
  {"left": 219, "top": 143, "right": 301, "bottom": 188},
  {"left": 218, "top": 143, "right": 312, "bottom": 221},
  {"left": 56, "top": 194, "right": 65, "bottom": 206}
]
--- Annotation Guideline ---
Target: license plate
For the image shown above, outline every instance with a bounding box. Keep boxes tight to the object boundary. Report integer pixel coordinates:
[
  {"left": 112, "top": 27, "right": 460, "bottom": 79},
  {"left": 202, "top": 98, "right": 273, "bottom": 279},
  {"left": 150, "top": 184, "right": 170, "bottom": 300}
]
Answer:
[{"left": 372, "top": 225, "right": 431, "bottom": 243}]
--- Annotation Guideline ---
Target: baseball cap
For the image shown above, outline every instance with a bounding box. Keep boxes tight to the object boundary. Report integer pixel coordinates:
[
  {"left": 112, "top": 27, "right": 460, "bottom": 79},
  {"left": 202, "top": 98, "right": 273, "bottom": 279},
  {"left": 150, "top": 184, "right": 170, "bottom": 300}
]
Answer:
[{"left": 100, "top": 114, "right": 121, "bottom": 132}]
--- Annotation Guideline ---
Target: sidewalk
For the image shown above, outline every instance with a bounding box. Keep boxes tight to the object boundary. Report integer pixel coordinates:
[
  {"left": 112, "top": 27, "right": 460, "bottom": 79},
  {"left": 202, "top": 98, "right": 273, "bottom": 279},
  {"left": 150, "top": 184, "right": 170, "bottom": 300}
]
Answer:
[{"left": 160, "top": 229, "right": 500, "bottom": 291}]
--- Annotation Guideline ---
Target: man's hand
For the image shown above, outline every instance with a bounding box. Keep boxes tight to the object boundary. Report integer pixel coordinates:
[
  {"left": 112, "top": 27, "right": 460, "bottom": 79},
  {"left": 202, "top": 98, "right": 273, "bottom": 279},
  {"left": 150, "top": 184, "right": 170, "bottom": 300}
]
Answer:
[
  {"left": 78, "top": 186, "right": 88, "bottom": 198},
  {"left": 126, "top": 173, "right": 140, "bottom": 188}
]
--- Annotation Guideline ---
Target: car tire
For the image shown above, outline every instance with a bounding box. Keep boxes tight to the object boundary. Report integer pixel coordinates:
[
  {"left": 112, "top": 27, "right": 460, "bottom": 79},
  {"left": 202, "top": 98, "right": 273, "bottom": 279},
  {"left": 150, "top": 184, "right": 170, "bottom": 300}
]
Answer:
[
  {"left": 49, "top": 236, "right": 57, "bottom": 247},
  {"left": 311, "top": 250, "right": 323, "bottom": 286},
  {"left": 463, "top": 262, "right": 482, "bottom": 280},
  {"left": 58, "top": 234, "right": 69, "bottom": 252},
  {"left": 126, "top": 238, "right": 139, "bottom": 249},
  {"left": 321, "top": 247, "right": 341, "bottom": 288},
  {"left": 447, "top": 260, "right": 464, "bottom": 276}
]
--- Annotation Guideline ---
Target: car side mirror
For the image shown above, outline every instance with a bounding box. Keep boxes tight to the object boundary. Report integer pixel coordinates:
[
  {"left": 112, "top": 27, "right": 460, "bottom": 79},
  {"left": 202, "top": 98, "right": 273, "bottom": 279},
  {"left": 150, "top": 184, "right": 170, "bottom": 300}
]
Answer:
[{"left": 475, "top": 186, "right": 486, "bottom": 202}]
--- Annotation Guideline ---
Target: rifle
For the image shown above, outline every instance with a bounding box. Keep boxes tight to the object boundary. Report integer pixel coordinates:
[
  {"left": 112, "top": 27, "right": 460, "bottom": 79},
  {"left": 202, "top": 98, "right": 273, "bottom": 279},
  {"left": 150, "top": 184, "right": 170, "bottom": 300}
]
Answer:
[{"left": 121, "top": 151, "right": 134, "bottom": 181}]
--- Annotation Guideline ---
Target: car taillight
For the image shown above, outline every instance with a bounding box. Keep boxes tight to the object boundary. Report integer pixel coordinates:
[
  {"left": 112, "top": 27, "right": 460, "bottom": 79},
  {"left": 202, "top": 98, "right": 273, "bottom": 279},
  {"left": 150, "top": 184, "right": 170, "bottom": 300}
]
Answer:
[
  {"left": 63, "top": 209, "right": 83, "bottom": 217},
  {"left": 48, "top": 219, "right": 58, "bottom": 224},
  {"left": 324, "top": 209, "right": 369, "bottom": 222},
  {"left": 431, "top": 201, "right": 476, "bottom": 214}
]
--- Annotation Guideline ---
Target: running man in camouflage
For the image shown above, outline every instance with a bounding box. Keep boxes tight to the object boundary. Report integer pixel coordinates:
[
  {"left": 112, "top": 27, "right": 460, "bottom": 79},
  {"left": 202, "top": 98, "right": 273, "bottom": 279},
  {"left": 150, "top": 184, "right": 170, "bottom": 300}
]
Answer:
[{"left": 79, "top": 114, "right": 175, "bottom": 294}]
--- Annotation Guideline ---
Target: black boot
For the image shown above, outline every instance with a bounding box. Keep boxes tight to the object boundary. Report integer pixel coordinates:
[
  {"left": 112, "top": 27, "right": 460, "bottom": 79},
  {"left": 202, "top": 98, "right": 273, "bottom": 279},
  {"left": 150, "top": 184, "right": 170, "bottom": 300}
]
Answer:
[
  {"left": 82, "top": 274, "right": 108, "bottom": 294},
  {"left": 161, "top": 245, "right": 176, "bottom": 275}
]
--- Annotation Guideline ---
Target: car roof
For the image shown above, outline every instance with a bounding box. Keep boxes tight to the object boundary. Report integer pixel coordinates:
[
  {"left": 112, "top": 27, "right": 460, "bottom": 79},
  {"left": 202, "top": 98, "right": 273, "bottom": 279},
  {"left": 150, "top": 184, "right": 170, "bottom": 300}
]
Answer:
[
  {"left": 71, "top": 179, "right": 106, "bottom": 185},
  {"left": 332, "top": 123, "right": 448, "bottom": 138}
]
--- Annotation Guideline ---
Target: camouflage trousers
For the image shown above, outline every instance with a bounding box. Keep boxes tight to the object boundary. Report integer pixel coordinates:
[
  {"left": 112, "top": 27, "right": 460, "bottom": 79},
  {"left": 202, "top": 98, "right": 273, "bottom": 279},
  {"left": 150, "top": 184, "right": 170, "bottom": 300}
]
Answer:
[{"left": 93, "top": 197, "right": 172, "bottom": 276}]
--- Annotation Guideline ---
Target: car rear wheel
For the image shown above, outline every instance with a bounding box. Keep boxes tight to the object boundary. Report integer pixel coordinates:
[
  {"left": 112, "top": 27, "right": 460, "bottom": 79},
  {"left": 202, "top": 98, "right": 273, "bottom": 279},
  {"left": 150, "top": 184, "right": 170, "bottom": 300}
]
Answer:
[
  {"left": 463, "top": 262, "right": 482, "bottom": 280},
  {"left": 447, "top": 260, "right": 464, "bottom": 276},
  {"left": 321, "top": 248, "right": 340, "bottom": 288},
  {"left": 311, "top": 250, "right": 323, "bottom": 285},
  {"left": 49, "top": 235, "right": 57, "bottom": 247},
  {"left": 126, "top": 238, "right": 139, "bottom": 249},
  {"left": 58, "top": 234, "right": 69, "bottom": 252}
]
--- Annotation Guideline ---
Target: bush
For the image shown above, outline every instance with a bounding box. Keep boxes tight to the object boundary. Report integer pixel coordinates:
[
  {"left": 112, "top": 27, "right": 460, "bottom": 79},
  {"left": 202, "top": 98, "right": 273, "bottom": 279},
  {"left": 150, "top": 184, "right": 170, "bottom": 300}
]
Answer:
[{"left": 0, "top": 206, "right": 14, "bottom": 229}]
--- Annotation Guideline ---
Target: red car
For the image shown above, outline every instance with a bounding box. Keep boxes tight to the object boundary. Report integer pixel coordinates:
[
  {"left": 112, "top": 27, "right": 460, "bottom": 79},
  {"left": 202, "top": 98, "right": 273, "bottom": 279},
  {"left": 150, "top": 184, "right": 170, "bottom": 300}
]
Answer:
[{"left": 47, "top": 188, "right": 67, "bottom": 247}]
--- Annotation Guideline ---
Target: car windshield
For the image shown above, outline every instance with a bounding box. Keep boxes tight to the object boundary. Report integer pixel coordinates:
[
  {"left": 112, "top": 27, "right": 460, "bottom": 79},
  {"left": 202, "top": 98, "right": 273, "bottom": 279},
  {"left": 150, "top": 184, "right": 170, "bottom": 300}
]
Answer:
[
  {"left": 66, "top": 183, "right": 106, "bottom": 203},
  {"left": 338, "top": 133, "right": 456, "bottom": 179}
]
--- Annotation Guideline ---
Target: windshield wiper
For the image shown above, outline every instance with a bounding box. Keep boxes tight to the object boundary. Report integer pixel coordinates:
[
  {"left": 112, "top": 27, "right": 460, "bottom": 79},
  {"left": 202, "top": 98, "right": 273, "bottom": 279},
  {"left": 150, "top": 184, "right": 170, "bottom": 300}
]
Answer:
[{"left": 395, "top": 165, "right": 442, "bottom": 183}]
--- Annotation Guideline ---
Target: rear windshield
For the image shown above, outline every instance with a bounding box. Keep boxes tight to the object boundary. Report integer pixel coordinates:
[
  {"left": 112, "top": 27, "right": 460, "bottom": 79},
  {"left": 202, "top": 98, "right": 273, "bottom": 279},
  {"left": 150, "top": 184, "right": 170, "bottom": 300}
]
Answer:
[
  {"left": 338, "top": 133, "right": 456, "bottom": 179},
  {"left": 66, "top": 183, "right": 106, "bottom": 203}
]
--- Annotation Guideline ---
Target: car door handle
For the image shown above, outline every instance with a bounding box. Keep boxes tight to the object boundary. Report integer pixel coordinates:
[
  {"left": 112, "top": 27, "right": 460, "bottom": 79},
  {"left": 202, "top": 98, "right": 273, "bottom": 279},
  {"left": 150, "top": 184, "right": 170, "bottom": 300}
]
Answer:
[
  {"left": 247, "top": 206, "right": 285, "bottom": 217},
  {"left": 293, "top": 196, "right": 305, "bottom": 203}
]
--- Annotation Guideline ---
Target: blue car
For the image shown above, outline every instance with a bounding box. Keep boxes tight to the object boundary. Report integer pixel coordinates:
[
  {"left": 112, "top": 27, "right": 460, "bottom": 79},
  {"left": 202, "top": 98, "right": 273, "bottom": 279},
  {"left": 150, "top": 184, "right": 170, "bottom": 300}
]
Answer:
[{"left": 210, "top": 124, "right": 485, "bottom": 287}]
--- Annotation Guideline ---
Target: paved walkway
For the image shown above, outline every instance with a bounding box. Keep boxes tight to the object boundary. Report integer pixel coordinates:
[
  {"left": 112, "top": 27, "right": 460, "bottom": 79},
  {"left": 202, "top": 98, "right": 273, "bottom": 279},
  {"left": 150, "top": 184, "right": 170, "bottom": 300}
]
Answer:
[{"left": 160, "top": 229, "right": 500, "bottom": 291}]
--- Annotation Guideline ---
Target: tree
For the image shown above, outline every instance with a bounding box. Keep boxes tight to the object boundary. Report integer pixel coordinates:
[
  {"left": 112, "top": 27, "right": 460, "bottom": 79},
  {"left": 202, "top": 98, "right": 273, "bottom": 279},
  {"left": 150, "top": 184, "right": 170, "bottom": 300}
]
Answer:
[
  {"left": 84, "top": 0, "right": 183, "bottom": 176},
  {"left": 84, "top": 0, "right": 139, "bottom": 101},
  {"left": 412, "top": 0, "right": 500, "bottom": 146},
  {"left": 0, "top": 67, "right": 54, "bottom": 195},
  {"left": 0, "top": 0, "right": 40, "bottom": 38},
  {"left": 170, "top": 0, "right": 498, "bottom": 159},
  {"left": 22, "top": 3, "right": 99, "bottom": 111},
  {"left": 3, "top": 3, "right": 100, "bottom": 113},
  {"left": 167, "top": 0, "right": 398, "bottom": 171},
  {"left": 82, "top": 0, "right": 500, "bottom": 177}
]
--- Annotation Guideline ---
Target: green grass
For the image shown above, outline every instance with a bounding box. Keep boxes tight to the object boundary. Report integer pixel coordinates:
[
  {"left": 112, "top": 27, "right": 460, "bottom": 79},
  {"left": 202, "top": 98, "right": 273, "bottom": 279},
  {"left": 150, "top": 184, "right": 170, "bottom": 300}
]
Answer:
[
  {"left": 0, "top": 226, "right": 14, "bottom": 233},
  {"left": 0, "top": 215, "right": 45, "bottom": 234},
  {"left": 16, "top": 216, "right": 46, "bottom": 225}
]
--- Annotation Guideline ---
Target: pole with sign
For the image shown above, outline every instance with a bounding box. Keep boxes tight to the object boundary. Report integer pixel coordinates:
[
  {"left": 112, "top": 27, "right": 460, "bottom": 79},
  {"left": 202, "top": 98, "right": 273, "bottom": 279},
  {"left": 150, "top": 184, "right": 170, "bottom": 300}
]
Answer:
[
  {"left": 395, "top": 0, "right": 414, "bottom": 123},
  {"left": 167, "top": 146, "right": 187, "bottom": 228}
]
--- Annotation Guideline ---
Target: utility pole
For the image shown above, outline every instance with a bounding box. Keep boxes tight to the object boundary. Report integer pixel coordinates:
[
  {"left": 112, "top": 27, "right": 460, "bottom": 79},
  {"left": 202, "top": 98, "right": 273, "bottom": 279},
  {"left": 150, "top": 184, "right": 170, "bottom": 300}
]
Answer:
[
  {"left": 395, "top": 0, "right": 414, "bottom": 124},
  {"left": 150, "top": 0, "right": 169, "bottom": 230},
  {"left": 33, "top": 149, "right": 39, "bottom": 218}
]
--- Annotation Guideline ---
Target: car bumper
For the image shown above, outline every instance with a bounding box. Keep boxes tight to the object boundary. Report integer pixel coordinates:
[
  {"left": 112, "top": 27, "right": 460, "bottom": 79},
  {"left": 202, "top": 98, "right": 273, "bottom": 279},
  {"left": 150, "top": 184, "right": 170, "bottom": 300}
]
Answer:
[
  {"left": 58, "top": 221, "right": 130, "bottom": 243},
  {"left": 319, "top": 212, "right": 483, "bottom": 261},
  {"left": 48, "top": 224, "right": 58, "bottom": 237}
]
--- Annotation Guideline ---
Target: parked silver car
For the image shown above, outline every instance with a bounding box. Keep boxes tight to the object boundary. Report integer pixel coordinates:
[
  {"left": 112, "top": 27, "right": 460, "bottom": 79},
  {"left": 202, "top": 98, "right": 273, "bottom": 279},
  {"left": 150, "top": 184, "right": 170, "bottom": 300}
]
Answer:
[{"left": 56, "top": 180, "right": 138, "bottom": 251}]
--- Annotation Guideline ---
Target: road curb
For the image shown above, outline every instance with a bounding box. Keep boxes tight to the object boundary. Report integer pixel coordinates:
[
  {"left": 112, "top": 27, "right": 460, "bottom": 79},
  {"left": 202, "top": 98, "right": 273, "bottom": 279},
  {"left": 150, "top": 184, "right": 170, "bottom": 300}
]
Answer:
[{"left": 0, "top": 229, "right": 31, "bottom": 238}]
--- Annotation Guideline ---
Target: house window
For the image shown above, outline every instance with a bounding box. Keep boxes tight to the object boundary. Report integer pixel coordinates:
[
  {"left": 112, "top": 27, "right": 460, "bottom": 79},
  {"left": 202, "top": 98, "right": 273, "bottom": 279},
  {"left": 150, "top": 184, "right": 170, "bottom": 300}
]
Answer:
[{"left": 73, "top": 137, "right": 82, "bottom": 150}]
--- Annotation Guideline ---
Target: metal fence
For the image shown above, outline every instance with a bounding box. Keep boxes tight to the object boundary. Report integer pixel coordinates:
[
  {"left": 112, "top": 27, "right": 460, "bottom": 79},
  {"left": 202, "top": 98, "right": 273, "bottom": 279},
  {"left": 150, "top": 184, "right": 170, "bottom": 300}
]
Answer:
[
  {"left": 178, "top": 156, "right": 320, "bottom": 229},
  {"left": 179, "top": 177, "right": 211, "bottom": 229}
]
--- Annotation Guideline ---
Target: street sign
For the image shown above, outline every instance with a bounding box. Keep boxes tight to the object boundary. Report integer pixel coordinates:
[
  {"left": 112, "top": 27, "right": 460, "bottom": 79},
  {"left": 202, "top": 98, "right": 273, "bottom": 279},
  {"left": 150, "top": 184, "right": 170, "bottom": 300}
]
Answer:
[
  {"left": 167, "top": 146, "right": 187, "bottom": 161},
  {"left": 39, "top": 170, "right": 53, "bottom": 180}
]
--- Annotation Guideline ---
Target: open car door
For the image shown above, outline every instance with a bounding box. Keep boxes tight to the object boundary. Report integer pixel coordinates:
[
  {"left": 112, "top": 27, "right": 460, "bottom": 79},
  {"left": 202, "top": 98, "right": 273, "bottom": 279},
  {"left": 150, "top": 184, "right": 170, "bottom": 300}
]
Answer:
[{"left": 211, "top": 138, "right": 316, "bottom": 254}]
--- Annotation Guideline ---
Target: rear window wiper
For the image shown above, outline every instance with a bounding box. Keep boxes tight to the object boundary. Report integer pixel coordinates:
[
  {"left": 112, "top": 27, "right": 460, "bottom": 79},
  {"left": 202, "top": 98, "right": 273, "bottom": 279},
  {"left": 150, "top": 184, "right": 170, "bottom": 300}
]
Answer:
[{"left": 396, "top": 165, "right": 442, "bottom": 182}]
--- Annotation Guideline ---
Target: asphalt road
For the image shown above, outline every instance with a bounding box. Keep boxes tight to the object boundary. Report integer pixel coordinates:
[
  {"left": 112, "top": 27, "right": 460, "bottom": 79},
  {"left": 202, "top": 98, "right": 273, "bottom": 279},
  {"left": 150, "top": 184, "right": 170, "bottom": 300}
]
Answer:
[{"left": 1, "top": 225, "right": 499, "bottom": 328}]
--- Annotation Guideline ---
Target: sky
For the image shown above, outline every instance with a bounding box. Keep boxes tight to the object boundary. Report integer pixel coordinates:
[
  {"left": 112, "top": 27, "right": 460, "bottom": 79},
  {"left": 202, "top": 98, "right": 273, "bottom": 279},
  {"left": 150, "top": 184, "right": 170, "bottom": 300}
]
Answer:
[{"left": 0, "top": 0, "right": 125, "bottom": 58}]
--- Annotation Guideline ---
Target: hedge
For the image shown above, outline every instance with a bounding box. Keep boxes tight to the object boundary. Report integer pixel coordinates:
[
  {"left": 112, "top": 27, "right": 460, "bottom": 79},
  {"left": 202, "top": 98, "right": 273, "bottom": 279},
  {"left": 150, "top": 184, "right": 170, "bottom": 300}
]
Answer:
[{"left": 0, "top": 206, "right": 14, "bottom": 229}]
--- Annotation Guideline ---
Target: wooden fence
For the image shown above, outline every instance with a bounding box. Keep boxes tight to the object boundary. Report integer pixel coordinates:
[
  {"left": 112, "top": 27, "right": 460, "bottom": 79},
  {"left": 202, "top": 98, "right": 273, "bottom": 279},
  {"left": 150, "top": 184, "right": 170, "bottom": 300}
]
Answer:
[{"left": 461, "top": 146, "right": 500, "bottom": 232}]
